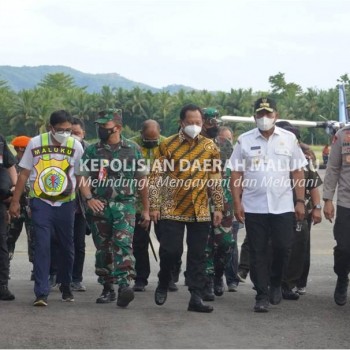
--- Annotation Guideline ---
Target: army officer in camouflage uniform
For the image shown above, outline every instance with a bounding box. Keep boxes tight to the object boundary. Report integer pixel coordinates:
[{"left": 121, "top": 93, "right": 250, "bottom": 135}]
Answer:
[{"left": 79, "top": 110, "right": 150, "bottom": 308}]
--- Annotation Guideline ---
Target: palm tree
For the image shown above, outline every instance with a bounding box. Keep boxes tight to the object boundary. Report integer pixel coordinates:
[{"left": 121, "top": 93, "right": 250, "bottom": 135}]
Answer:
[{"left": 98, "top": 86, "right": 116, "bottom": 110}]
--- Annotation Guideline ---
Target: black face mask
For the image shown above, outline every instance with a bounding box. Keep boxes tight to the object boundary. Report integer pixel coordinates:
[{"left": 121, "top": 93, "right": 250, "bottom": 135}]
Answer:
[
  {"left": 142, "top": 139, "right": 159, "bottom": 149},
  {"left": 206, "top": 126, "right": 219, "bottom": 138},
  {"left": 98, "top": 126, "right": 115, "bottom": 141}
]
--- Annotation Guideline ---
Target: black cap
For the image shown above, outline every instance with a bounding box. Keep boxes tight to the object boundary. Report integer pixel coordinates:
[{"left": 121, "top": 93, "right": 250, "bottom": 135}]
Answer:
[{"left": 254, "top": 97, "right": 277, "bottom": 113}]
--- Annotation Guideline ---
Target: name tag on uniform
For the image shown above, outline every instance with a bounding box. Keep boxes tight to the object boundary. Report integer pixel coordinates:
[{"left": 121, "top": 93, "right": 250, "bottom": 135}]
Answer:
[{"left": 250, "top": 146, "right": 261, "bottom": 150}]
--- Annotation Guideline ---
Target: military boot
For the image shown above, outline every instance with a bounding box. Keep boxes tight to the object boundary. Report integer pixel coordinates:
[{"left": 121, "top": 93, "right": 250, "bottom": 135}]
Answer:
[
  {"left": 202, "top": 277, "right": 215, "bottom": 301},
  {"left": 96, "top": 283, "right": 116, "bottom": 304},
  {"left": 117, "top": 284, "right": 134, "bottom": 307},
  {"left": 214, "top": 276, "right": 224, "bottom": 297},
  {"left": 334, "top": 277, "right": 349, "bottom": 306},
  {"left": 0, "top": 285, "right": 15, "bottom": 301},
  {"left": 188, "top": 290, "right": 213, "bottom": 313}
]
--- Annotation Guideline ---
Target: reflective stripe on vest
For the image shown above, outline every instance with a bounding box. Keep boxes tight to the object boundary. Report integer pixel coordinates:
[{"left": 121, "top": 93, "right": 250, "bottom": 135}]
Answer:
[{"left": 30, "top": 133, "right": 76, "bottom": 202}]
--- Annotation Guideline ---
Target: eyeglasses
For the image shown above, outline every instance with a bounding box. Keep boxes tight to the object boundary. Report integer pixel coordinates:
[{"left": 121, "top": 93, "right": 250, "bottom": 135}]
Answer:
[{"left": 53, "top": 128, "right": 72, "bottom": 133}]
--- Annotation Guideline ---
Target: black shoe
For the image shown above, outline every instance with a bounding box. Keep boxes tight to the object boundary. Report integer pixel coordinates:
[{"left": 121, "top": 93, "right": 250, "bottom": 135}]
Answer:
[
  {"left": 214, "top": 277, "right": 224, "bottom": 297},
  {"left": 269, "top": 285, "right": 282, "bottom": 305},
  {"left": 282, "top": 288, "right": 300, "bottom": 300},
  {"left": 237, "top": 270, "right": 247, "bottom": 283},
  {"left": 133, "top": 280, "right": 146, "bottom": 292},
  {"left": 96, "top": 285, "right": 116, "bottom": 304},
  {"left": 33, "top": 296, "right": 48, "bottom": 306},
  {"left": 0, "top": 285, "right": 15, "bottom": 301},
  {"left": 155, "top": 286, "right": 167, "bottom": 306},
  {"left": 188, "top": 291, "right": 213, "bottom": 313},
  {"left": 334, "top": 277, "right": 349, "bottom": 306},
  {"left": 59, "top": 284, "right": 74, "bottom": 302},
  {"left": 254, "top": 299, "right": 269, "bottom": 313},
  {"left": 117, "top": 285, "right": 134, "bottom": 307},
  {"left": 202, "top": 278, "right": 215, "bottom": 301},
  {"left": 188, "top": 302, "right": 214, "bottom": 313},
  {"left": 168, "top": 280, "right": 178, "bottom": 292}
]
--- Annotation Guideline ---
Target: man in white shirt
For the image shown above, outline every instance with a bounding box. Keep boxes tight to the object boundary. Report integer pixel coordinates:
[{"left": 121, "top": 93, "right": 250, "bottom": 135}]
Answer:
[
  {"left": 229, "top": 97, "right": 307, "bottom": 312},
  {"left": 9, "top": 110, "right": 84, "bottom": 306}
]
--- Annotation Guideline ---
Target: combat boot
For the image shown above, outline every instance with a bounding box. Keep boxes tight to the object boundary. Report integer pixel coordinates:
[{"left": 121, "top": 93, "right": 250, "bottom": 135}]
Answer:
[
  {"left": 188, "top": 290, "right": 213, "bottom": 313},
  {"left": 202, "top": 277, "right": 215, "bottom": 301},
  {"left": 334, "top": 277, "right": 349, "bottom": 306},
  {"left": 96, "top": 283, "right": 116, "bottom": 304},
  {"left": 117, "top": 284, "right": 134, "bottom": 307},
  {"left": 214, "top": 276, "right": 224, "bottom": 297},
  {"left": 0, "top": 285, "right": 15, "bottom": 301}
]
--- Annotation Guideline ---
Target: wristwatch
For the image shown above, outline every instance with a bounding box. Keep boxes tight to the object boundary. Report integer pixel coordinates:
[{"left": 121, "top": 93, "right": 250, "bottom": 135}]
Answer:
[
  {"left": 313, "top": 204, "right": 322, "bottom": 210},
  {"left": 85, "top": 194, "right": 93, "bottom": 201}
]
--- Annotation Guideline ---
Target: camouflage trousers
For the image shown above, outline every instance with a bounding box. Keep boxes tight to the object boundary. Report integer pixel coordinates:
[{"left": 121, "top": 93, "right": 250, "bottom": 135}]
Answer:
[
  {"left": 205, "top": 213, "right": 235, "bottom": 278},
  {"left": 86, "top": 200, "right": 136, "bottom": 286},
  {"left": 7, "top": 209, "right": 34, "bottom": 263}
]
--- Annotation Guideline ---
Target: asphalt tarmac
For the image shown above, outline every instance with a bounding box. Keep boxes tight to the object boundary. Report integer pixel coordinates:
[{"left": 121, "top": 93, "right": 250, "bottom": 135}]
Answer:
[{"left": 1, "top": 169, "right": 350, "bottom": 349}]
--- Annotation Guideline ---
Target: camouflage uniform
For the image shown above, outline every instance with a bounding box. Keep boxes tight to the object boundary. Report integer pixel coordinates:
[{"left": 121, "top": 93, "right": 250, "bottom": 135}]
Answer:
[
  {"left": 205, "top": 137, "right": 235, "bottom": 280},
  {"left": 80, "top": 137, "right": 146, "bottom": 286},
  {"left": 7, "top": 162, "right": 34, "bottom": 263}
]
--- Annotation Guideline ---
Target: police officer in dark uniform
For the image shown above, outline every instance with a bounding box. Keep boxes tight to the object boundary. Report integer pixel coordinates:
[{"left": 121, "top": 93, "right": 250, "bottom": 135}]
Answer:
[
  {"left": 324, "top": 124, "right": 350, "bottom": 306},
  {"left": 0, "top": 133, "right": 17, "bottom": 300}
]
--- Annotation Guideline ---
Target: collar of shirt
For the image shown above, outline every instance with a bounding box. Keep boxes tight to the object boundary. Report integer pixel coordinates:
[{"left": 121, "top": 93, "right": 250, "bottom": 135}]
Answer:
[
  {"left": 254, "top": 126, "right": 282, "bottom": 139},
  {"left": 178, "top": 129, "right": 201, "bottom": 144},
  {"left": 98, "top": 136, "right": 129, "bottom": 151}
]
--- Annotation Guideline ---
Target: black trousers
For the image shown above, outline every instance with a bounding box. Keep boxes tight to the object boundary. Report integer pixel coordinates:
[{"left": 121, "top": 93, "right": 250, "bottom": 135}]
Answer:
[
  {"left": 282, "top": 219, "right": 309, "bottom": 290},
  {"left": 72, "top": 213, "right": 86, "bottom": 283},
  {"left": 132, "top": 213, "right": 158, "bottom": 285},
  {"left": 238, "top": 234, "right": 250, "bottom": 274},
  {"left": 245, "top": 212, "right": 294, "bottom": 301},
  {"left": 158, "top": 220, "right": 210, "bottom": 292},
  {"left": 333, "top": 205, "right": 350, "bottom": 279},
  {"left": 0, "top": 202, "right": 9, "bottom": 285}
]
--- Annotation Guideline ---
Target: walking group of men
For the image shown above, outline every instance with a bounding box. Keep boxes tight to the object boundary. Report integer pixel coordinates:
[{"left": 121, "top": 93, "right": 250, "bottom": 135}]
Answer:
[{"left": 0, "top": 97, "right": 349, "bottom": 313}]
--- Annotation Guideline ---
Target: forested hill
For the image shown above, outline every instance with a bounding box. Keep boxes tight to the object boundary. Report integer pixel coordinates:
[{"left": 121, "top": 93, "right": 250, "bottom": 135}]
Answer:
[{"left": 0, "top": 65, "right": 194, "bottom": 93}]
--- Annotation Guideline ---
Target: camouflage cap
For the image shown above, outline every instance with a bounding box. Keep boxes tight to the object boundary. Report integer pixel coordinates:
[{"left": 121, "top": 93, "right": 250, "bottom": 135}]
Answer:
[
  {"left": 202, "top": 107, "right": 220, "bottom": 119},
  {"left": 95, "top": 109, "right": 123, "bottom": 125}
]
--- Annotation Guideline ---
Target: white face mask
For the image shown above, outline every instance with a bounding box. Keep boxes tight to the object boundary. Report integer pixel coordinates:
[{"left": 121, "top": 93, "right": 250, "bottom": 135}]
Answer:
[
  {"left": 256, "top": 116, "right": 275, "bottom": 131},
  {"left": 71, "top": 134, "right": 83, "bottom": 142},
  {"left": 51, "top": 131, "right": 71, "bottom": 144},
  {"left": 183, "top": 125, "right": 202, "bottom": 139}
]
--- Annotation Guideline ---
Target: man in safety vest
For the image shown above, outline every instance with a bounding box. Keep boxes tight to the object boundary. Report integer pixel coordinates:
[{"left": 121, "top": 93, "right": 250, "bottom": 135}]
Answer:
[{"left": 9, "top": 110, "right": 84, "bottom": 306}]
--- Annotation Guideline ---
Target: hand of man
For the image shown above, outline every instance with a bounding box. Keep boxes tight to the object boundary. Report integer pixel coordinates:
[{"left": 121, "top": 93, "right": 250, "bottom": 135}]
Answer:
[
  {"left": 9, "top": 200, "right": 20, "bottom": 219},
  {"left": 139, "top": 210, "right": 151, "bottom": 229},
  {"left": 234, "top": 202, "right": 245, "bottom": 224},
  {"left": 150, "top": 211, "right": 160, "bottom": 224},
  {"left": 86, "top": 198, "right": 105, "bottom": 214},
  {"left": 323, "top": 200, "right": 334, "bottom": 223},
  {"left": 294, "top": 202, "right": 305, "bottom": 221},
  {"left": 311, "top": 208, "right": 322, "bottom": 225}
]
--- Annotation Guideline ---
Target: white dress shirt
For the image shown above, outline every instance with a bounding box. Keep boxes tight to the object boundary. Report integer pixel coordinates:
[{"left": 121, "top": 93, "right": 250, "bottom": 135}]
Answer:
[{"left": 229, "top": 126, "right": 307, "bottom": 214}]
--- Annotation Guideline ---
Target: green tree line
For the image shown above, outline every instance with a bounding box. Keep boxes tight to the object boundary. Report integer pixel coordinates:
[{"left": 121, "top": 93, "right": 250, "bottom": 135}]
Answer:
[{"left": 1, "top": 71, "right": 349, "bottom": 145}]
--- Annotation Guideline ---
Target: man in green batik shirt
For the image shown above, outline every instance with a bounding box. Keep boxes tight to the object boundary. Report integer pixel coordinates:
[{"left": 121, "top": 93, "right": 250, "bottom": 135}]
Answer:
[{"left": 79, "top": 109, "right": 150, "bottom": 308}]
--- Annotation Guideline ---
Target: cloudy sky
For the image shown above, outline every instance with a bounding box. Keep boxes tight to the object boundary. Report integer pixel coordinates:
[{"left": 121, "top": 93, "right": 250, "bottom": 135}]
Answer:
[{"left": 0, "top": 0, "right": 349, "bottom": 91}]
